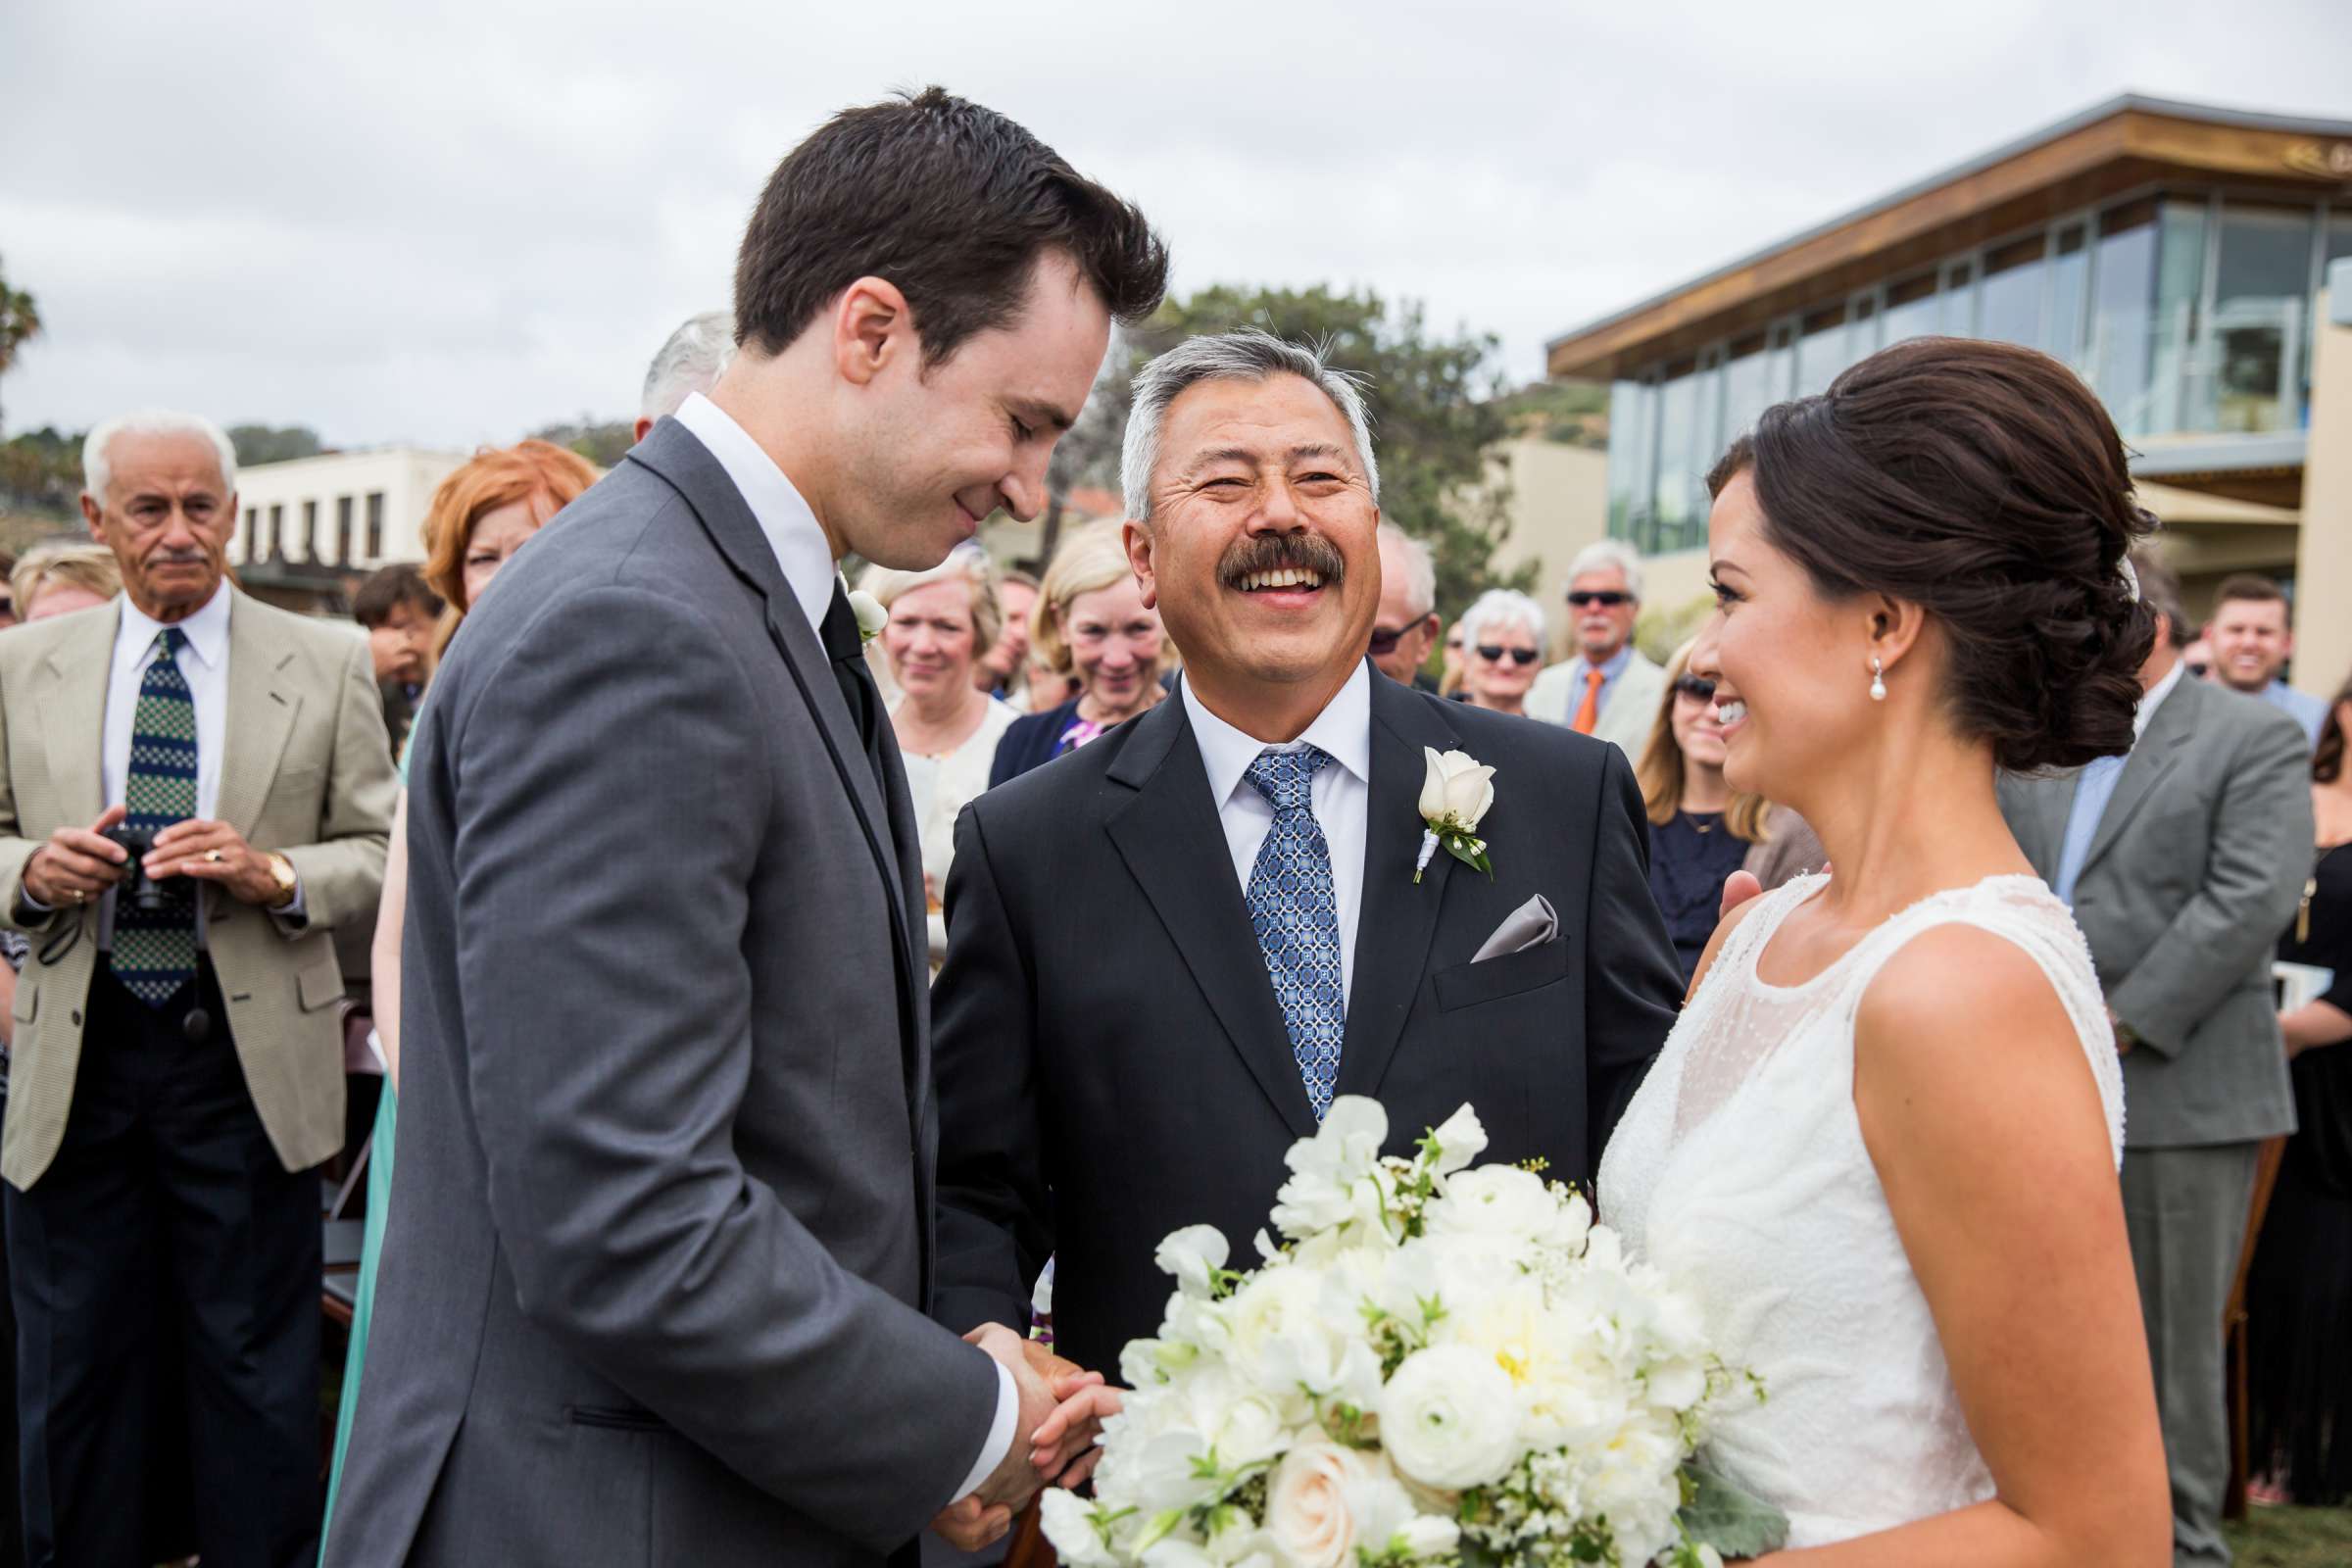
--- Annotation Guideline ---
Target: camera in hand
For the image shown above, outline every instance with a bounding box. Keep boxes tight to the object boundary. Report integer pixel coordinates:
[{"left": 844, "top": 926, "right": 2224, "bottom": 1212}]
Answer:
[{"left": 99, "top": 824, "right": 190, "bottom": 915}]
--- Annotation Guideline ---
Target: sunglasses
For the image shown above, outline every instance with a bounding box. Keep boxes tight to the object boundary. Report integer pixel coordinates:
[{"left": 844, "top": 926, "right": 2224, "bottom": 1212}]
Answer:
[
  {"left": 1476, "top": 645, "right": 1541, "bottom": 666},
  {"left": 1673, "top": 674, "right": 1717, "bottom": 702},
  {"left": 1566, "top": 590, "right": 1632, "bottom": 609}
]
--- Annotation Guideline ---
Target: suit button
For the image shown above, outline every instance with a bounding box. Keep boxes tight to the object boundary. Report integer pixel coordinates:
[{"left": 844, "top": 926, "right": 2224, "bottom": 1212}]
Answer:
[{"left": 71, "top": 1011, "right": 80, "bottom": 1026}]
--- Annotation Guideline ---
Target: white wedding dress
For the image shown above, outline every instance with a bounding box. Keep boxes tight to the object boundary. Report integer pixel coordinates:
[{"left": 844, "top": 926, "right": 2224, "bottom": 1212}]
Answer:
[{"left": 1596, "top": 873, "right": 2124, "bottom": 1548}]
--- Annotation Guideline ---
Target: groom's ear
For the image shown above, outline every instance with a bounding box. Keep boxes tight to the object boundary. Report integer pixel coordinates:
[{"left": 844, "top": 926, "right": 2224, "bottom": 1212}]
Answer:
[
  {"left": 1124, "top": 519, "right": 1159, "bottom": 611},
  {"left": 832, "top": 276, "right": 913, "bottom": 387}
]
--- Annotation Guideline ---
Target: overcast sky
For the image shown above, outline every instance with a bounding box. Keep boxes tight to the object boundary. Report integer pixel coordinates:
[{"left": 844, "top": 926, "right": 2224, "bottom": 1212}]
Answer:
[{"left": 3, "top": 0, "right": 2347, "bottom": 450}]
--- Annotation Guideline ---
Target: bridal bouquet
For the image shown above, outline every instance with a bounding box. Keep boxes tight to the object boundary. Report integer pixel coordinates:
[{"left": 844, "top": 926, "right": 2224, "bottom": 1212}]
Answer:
[{"left": 1040, "top": 1099, "right": 1781, "bottom": 1568}]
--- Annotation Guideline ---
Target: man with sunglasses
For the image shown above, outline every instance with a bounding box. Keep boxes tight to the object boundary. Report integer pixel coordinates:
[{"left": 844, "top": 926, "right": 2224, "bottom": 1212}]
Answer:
[
  {"left": 1368, "top": 521, "right": 1441, "bottom": 689},
  {"left": 1527, "top": 539, "right": 1666, "bottom": 753}
]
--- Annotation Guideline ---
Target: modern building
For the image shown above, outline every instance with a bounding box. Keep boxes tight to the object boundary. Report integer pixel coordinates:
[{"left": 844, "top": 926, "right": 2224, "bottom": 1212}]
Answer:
[
  {"left": 229, "top": 446, "right": 466, "bottom": 612},
  {"left": 1545, "top": 95, "right": 2352, "bottom": 686}
]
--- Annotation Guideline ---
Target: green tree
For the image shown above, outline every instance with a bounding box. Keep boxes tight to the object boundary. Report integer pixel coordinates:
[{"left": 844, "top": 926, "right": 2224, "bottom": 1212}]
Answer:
[
  {"left": 0, "top": 257, "right": 42, "bottom": 433},
  {"left": 529, "top": 418, "right": 635, "bottom": 468},
  {"left": 227, "top": 424, "right": 323, "bottom": 467},
  {"left": 1053, "top": 284, "right": 1533, "bottom": 614},
  {"left": 0, "top": 426, "right": 83, "bottom": 517}
]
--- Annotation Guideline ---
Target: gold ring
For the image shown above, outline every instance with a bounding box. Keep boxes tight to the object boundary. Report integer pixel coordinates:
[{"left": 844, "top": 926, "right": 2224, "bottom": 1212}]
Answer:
[
  {"left": 70, "top": 889, "right": 84, "bottom": 905},
  {"left": 205, "top": 850, "right": 224, "bottom": 864}
]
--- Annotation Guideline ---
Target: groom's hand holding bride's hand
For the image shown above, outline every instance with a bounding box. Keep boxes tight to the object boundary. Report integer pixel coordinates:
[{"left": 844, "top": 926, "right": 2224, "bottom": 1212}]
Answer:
[{"left": 928, "top": 1325, "right": 1110, "bottom": 1551}]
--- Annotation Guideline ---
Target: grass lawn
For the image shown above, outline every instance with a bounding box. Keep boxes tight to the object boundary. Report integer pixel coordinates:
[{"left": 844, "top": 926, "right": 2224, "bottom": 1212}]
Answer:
[{"left": 2226, "top": 1505, "right": 2352, "bottom": 1566}]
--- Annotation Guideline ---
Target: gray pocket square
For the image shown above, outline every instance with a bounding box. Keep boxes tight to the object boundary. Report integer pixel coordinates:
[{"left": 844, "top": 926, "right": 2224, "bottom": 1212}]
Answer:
[{"left": 1472, "top": 895, "right": 1558, "bottom": 962}]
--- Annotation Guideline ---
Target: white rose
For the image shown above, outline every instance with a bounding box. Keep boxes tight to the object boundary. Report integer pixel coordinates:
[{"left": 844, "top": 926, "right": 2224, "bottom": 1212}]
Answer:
[
  {"left": 848, "top": 586, "right": 889, "bottom": 641},
  {"left": 1425, "top": 1104, "right": 1489, "bottom": 1176},
  {"left": 1417, "top": 748, "right": 1495, "bottom": 831},
  {"left": 1378, "top": 1345, "right": 1523, "bottom": 1491},
  {"left": 1426, "top": 1165, "right": 1561, "bottom": 1247},
  {"left": 1039, "top": 1488, "right": 1117, "bottom": 1568},
  {"left": 1264, "top": 1440, "right": 1418, "bottom": 1568},
  {"left": 1156, "top": 1225, "right": 1232, "bottom": 1298}
]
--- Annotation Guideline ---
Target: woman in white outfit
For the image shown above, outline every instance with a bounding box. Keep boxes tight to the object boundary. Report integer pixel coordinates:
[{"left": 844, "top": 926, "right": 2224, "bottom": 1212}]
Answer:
[{"left": 1598, "top": 336, "right": 2170, "bottom": 1564}]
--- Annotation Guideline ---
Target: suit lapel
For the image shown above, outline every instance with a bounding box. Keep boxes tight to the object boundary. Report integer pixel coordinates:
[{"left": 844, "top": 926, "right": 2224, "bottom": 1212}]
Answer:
[
  {"left": 625, "top": 423, "right": 914, "bottom": 973},
  {"left": 1332, "top": 675, "right": 1457, "bottom": 1102},
  {"left": 1103, "top": 699, "right": 1318, "bottom": 1139},
  {"left": 36, "top": 608, "right": 118, "bottom": 823},
  {"left": 2080, "top": 675, "right": 2197, "bottom": 879},
  {"left": 217, "top": 591, "right": 301, "bottom": 836}
]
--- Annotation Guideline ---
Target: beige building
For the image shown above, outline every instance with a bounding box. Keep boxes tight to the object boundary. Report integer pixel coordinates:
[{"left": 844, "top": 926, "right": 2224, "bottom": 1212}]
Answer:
[
  {"left": 1484, "top": 438, "right": 1611, "bottom": 658},
  {"left": 230, "top": 446, "right": 466, "bottom": 611},
  {"left": 1544, "top": 95, "right": 2352, "bottom": 691}
]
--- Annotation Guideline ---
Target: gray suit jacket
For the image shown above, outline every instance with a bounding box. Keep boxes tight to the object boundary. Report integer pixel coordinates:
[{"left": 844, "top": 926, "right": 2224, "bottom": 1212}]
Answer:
[
  {"left": 2000, "top": 673, "right": 2313, "bottom": 1149},
  {"left": 324, "top": 419, "right": 1000, "bottom": 1568}
]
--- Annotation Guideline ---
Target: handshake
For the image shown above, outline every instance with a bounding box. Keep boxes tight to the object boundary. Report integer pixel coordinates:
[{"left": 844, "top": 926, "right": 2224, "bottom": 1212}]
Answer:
[{"left": 930, "top": 1325, "right": 1124, "bottom": 1551}]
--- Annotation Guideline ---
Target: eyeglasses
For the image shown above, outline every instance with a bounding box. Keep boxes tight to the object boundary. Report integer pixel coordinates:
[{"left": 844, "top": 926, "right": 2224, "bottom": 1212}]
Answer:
[
  {"left": 1368, "top": 616, "right": 1434, "bottom": 657},
  {"left": 1476, "top": 645, "right": 1541, "bottom": 666},
  {"left": 1673, "top": 674, "right": 1717, "bottom": 702},
  {"left": 1566, "top": 590, "right": 1632, "bottom": 609}
]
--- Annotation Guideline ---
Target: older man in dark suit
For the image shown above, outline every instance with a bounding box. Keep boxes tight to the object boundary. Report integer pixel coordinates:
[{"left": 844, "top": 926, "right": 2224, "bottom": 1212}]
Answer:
[{"left": 931, "top": 332, "right": 1685, "bottom": 1415}]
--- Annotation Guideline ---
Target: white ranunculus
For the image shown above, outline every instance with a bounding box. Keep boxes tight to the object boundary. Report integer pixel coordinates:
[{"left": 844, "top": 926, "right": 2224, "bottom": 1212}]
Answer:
[
  {"left": 1417, "top": 747, "right": 1495, "bottom": 830},
  {"left": 1263, "top": 1440, "right": 1420, "bottom": 1568},
  {"left": 1393, "top": 1513, "right": 1462, "bottom": 1560},
  {"left": 1425, "top": 1165, "right": 1561, "bottom": 1247},
  {"left": 1141, "top": 1538, "right": 1218, "bottom": 1568},
  {"left": 1378, "top": 1345, "right": 1524, "bottom": 1491},
  {"left": 1157, "top": 1225, "right": 1232, "bottom": 1298},
  {"left": 1040, "top": 1487, "right": 1118, "bottom": 1568},
  {"left": 1425, "top": 1103, "right": 1489, "bottom": 1176}
]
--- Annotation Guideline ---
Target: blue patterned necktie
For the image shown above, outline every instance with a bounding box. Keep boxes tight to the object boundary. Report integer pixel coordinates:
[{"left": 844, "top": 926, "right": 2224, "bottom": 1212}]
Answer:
[
  {"left": 115, "top": 628, "right": 199, "bottom": 1005},
  {"left": 1243, "top": 747, "right": 1346, "bottom": 1119}
]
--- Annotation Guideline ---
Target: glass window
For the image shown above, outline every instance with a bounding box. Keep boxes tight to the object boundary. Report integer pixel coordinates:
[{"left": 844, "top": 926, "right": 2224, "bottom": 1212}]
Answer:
[
  {"left": 1793, "top": 304, "right": 1848, "bottom": 396},
  {"left": 1882, "top": 273, "right": 1938, "bottom": 345},
  {"left": 1720, "top": 332, "right": 1773, "bottom": 448},
  {"left": 2048, "top": 226, "right": 2090, "bottom": 368},
  {"left": 1849, "top": 294, "right": 1881, "bottom": 364},
  {"left": 2146, "top": 199, "right": 2208, "bottom": 436},
  {"left": 2204, "top": 202, "right": 2317, "bottom": 433},
  {"left": 2088, "top": 200, "right": 2160, "bottom": 434},
  {"left": 336, "top": 496, "right": 354, "bottom": 564},
  {"left": 268, "top": 504, "right": 283, "bottom": 559},
  {"left": 1606, "top": 379, "right": 1656, "bottom": 545},
  {"left": 1652, "top": 364, "right": 1701, "bottom": 555},
  {"left": 1940, "top": 262, "right": 1978, "bottom": 336},
  {"left": 301, "top": 499, "right": 318, "bottom": 561},
  {"left": 366, "top": 492, "right": 386, "bottom": 560},
  {"left": 243, "top": 506, "right": 258, "bottom": 564},
  {"left": 1979, "top": 234, "right": 2048, "bottom": 350}
]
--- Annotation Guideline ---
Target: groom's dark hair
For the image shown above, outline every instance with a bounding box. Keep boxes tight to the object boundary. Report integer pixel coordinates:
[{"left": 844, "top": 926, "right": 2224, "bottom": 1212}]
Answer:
[{"left": 735, "top": 87, "right": 1168, "bottom": 367}]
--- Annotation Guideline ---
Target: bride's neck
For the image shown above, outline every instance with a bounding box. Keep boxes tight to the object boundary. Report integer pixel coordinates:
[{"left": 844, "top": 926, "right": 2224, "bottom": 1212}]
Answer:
[{"left": 1789, "top": 721, "right": 2034, "bottom": 926}]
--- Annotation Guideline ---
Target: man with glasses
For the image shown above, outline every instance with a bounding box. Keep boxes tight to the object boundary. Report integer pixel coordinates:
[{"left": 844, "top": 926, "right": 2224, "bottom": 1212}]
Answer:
[
  {"left": 1368, "top": 521, "right": 1441, "bottom": 689},
  {"left": 1528, "top": 539, "right": 1665, "bottom": 753}
]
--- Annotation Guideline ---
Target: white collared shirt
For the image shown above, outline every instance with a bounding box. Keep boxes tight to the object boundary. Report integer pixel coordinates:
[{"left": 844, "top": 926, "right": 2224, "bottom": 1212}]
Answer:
[
  {"left": 671, "top": 392, "right": 837, "bottom": 635},
  {"left": 674, "top": 387, "right": 1020, "bottom": 1498},
  {"left": 1182, "top": 662, "right": 1374, "bottom": 1004},
  {"left": 2135, "top": 656, "right": 2186, "bottom": 741},
  {"left": 105, "top": 583, "right": 231, "bottom": 818}
]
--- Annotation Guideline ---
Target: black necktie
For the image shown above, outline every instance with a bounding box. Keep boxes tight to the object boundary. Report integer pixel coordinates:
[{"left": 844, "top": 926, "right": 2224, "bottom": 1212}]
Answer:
[{"left": 819, "top": 582, "right": 881, "bottom": 760}]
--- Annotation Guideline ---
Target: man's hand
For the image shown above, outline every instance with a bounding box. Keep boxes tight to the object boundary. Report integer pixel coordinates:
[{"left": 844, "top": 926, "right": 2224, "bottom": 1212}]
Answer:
[
  {"left": 929, "top": 1494, "right": 1015, "bottom": 1554},
  {"left": 21, "top": 805, "right": 129, "bottom": 908},
  {"left": 147, "top": 819, "right": 286, "bottom": 906}
]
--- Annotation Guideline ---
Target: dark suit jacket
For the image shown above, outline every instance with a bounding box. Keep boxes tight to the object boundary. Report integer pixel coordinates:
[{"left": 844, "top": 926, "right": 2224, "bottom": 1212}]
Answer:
[
  {"left": 930, "top": 672, "right": 1683, "bottom": 1380},
  {"left": 988, "top": 697, "right": 1084, "bottom": 787},
  {"left": 325, "top": 418, "right": 999, "bottom": 1568}
]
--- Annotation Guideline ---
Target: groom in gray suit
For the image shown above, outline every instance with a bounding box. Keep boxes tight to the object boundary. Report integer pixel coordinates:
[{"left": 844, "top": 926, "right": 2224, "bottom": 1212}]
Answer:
[
  {"left": 325, "top": 89, "right": 1167, "bottom": 1567},
  {"left": 2001, "top": 552, "right": 2312, "bottom": 1567}
]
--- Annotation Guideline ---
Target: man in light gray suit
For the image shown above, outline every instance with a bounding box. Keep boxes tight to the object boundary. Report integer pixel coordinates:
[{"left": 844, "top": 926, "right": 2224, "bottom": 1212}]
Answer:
[
  {"left": 324, "top": 88, "right": 1167, "bottom": 1567},
  {"left": 2001, "top": 552, "right": 2312, "bottom": 1567}
]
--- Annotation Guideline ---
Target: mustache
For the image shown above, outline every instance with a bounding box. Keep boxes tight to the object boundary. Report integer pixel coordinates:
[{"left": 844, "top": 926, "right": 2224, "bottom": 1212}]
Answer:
[{"left": 1215, "top": 531, "right": 1347, "bottom": 590}]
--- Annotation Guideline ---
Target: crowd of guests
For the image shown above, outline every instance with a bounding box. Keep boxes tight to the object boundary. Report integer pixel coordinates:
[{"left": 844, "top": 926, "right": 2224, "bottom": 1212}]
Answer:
[{"left": 0, "top": 291, "right": 2338, "bottom": 1566}]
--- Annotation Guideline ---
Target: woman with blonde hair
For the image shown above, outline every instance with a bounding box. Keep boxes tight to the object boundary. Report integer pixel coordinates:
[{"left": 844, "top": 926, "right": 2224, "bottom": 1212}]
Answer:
[
  {"left": 862, "top": 547, "right": 1018, "bottom": 969},
  {"left": 1635, "top": 637, "right": 1771, "bottom": 982},
  {"left": 322, "top": 438, "right": 599, "bottom": 1534},
  {"left": 11, "top": 541, "right": 122, "bottom": 622},
  {"left": 989, "top": 520, "right": 1167, "bottom": 784}
]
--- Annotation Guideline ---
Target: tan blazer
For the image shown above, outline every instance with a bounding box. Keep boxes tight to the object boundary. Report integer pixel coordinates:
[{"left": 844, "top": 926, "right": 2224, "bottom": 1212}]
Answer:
[
  {"left": 0, "top": 588, "right": 395, "bottom": 1188},
  {"left": 1527, "top": 648, "right": 1668, "bottom": 755}
]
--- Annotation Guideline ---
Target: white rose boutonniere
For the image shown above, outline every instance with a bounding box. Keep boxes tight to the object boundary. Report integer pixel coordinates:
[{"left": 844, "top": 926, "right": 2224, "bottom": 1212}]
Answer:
[
  {"left": 848, "top": 588, "right": 889, "bottom": 645},
  {"left": 1415, "top": 746, "right": 1495, "bottom": 884}
]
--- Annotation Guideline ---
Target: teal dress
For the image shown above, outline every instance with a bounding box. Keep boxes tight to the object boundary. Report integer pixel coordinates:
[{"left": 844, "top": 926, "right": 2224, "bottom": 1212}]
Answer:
[{"left": 320, "top": 744, "right": 409, "bottom": 1547}]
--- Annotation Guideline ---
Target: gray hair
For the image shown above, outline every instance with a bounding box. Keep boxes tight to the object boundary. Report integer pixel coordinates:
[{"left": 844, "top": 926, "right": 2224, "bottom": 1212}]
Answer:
[
  {"left": 1457, "top": 588, "right": 1546, "bottom": 649},
  {"left": 855, "top": 545, "right": 1004, "bottom": 656},
  {"left": 640, "top": 311, "right": 737, "bottom": 424},
  {"left": 1120, "top": 329, "right": 1379, "bottom": 523},
  {"left": 1565, "top": 538, "right": 1644, "bottom": 602},
  {"left": 1377, "top": 521, "right": 1436, "bottom": 618},
  {"left": 82, "top": 410, "right": 238, "bottom": 502}
]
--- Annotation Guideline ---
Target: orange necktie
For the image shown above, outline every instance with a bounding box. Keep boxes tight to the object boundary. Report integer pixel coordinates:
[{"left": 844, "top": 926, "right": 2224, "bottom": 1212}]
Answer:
[{"left": 1572, "top": 666, "right": 1605, "bottom": 735}]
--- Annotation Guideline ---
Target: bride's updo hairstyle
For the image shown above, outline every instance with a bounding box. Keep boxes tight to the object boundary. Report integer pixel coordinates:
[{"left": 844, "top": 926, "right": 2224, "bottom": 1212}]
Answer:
[{"left": 1706, "top": 336, "right": 2156, "bottom": 773}]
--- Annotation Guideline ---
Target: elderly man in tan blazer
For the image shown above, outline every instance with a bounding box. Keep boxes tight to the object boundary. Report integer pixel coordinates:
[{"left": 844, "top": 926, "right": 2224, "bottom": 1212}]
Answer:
[{"left": 0, "top": 410, "right": 393, "bottom": 1568}]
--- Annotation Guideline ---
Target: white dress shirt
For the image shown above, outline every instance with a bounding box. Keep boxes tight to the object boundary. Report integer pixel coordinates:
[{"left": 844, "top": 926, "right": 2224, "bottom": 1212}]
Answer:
[
  {"left": 671, "top": 391, "right": 1018, "bottom": 1498},
  {"left": 1181, "top": 662, "right": 1374, "bottom": 1004},
  {"left": 106, "top": 583, "right": 231, "bottom": 819}
]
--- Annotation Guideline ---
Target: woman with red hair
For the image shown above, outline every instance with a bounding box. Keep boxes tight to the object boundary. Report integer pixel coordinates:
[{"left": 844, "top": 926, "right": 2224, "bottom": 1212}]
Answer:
[{"left": 323, "top": 440, "right": 600, "bottom": 1530}]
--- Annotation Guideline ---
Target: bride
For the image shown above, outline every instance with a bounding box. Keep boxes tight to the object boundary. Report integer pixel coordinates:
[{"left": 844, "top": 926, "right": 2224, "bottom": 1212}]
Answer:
[{"left": 1597, "top": 337, "right": 2170, "bottom": 1563}]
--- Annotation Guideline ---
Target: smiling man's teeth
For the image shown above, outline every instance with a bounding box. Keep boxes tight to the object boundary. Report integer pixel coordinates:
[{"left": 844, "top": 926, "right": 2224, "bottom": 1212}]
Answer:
[
  {"left": 1241, "top": 568, "right": 1323, "bottom": 592},
  {"left": 1715, "top": 700, "right": 1748, "bottom": 724}
]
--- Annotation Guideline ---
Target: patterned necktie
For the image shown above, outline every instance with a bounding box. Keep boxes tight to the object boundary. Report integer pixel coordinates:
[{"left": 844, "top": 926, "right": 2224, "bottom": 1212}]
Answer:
[
  {"left": 116, "top": 628, "right": 198, "bottom": 1006},
  {"left": 1243, "top": 747, "right": 1346, "bottom": 1119},
  {"left": 1571, "top": 665, "right": 1605, "bottom": 735}
]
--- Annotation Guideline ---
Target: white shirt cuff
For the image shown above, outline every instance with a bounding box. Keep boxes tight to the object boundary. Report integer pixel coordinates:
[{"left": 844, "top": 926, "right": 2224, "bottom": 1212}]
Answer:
[
  {"left": 269, "top": 876, "right": 308, "bottom": 936},
  {"left": 954, "top": 1358, "right": 1019, "bottom": 1501}
]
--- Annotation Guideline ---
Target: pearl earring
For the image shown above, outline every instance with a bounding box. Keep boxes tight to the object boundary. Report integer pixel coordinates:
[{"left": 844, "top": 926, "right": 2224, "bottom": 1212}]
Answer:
[{"left": 1869, "top": 657, "right": 1887, "bottom": 703}]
